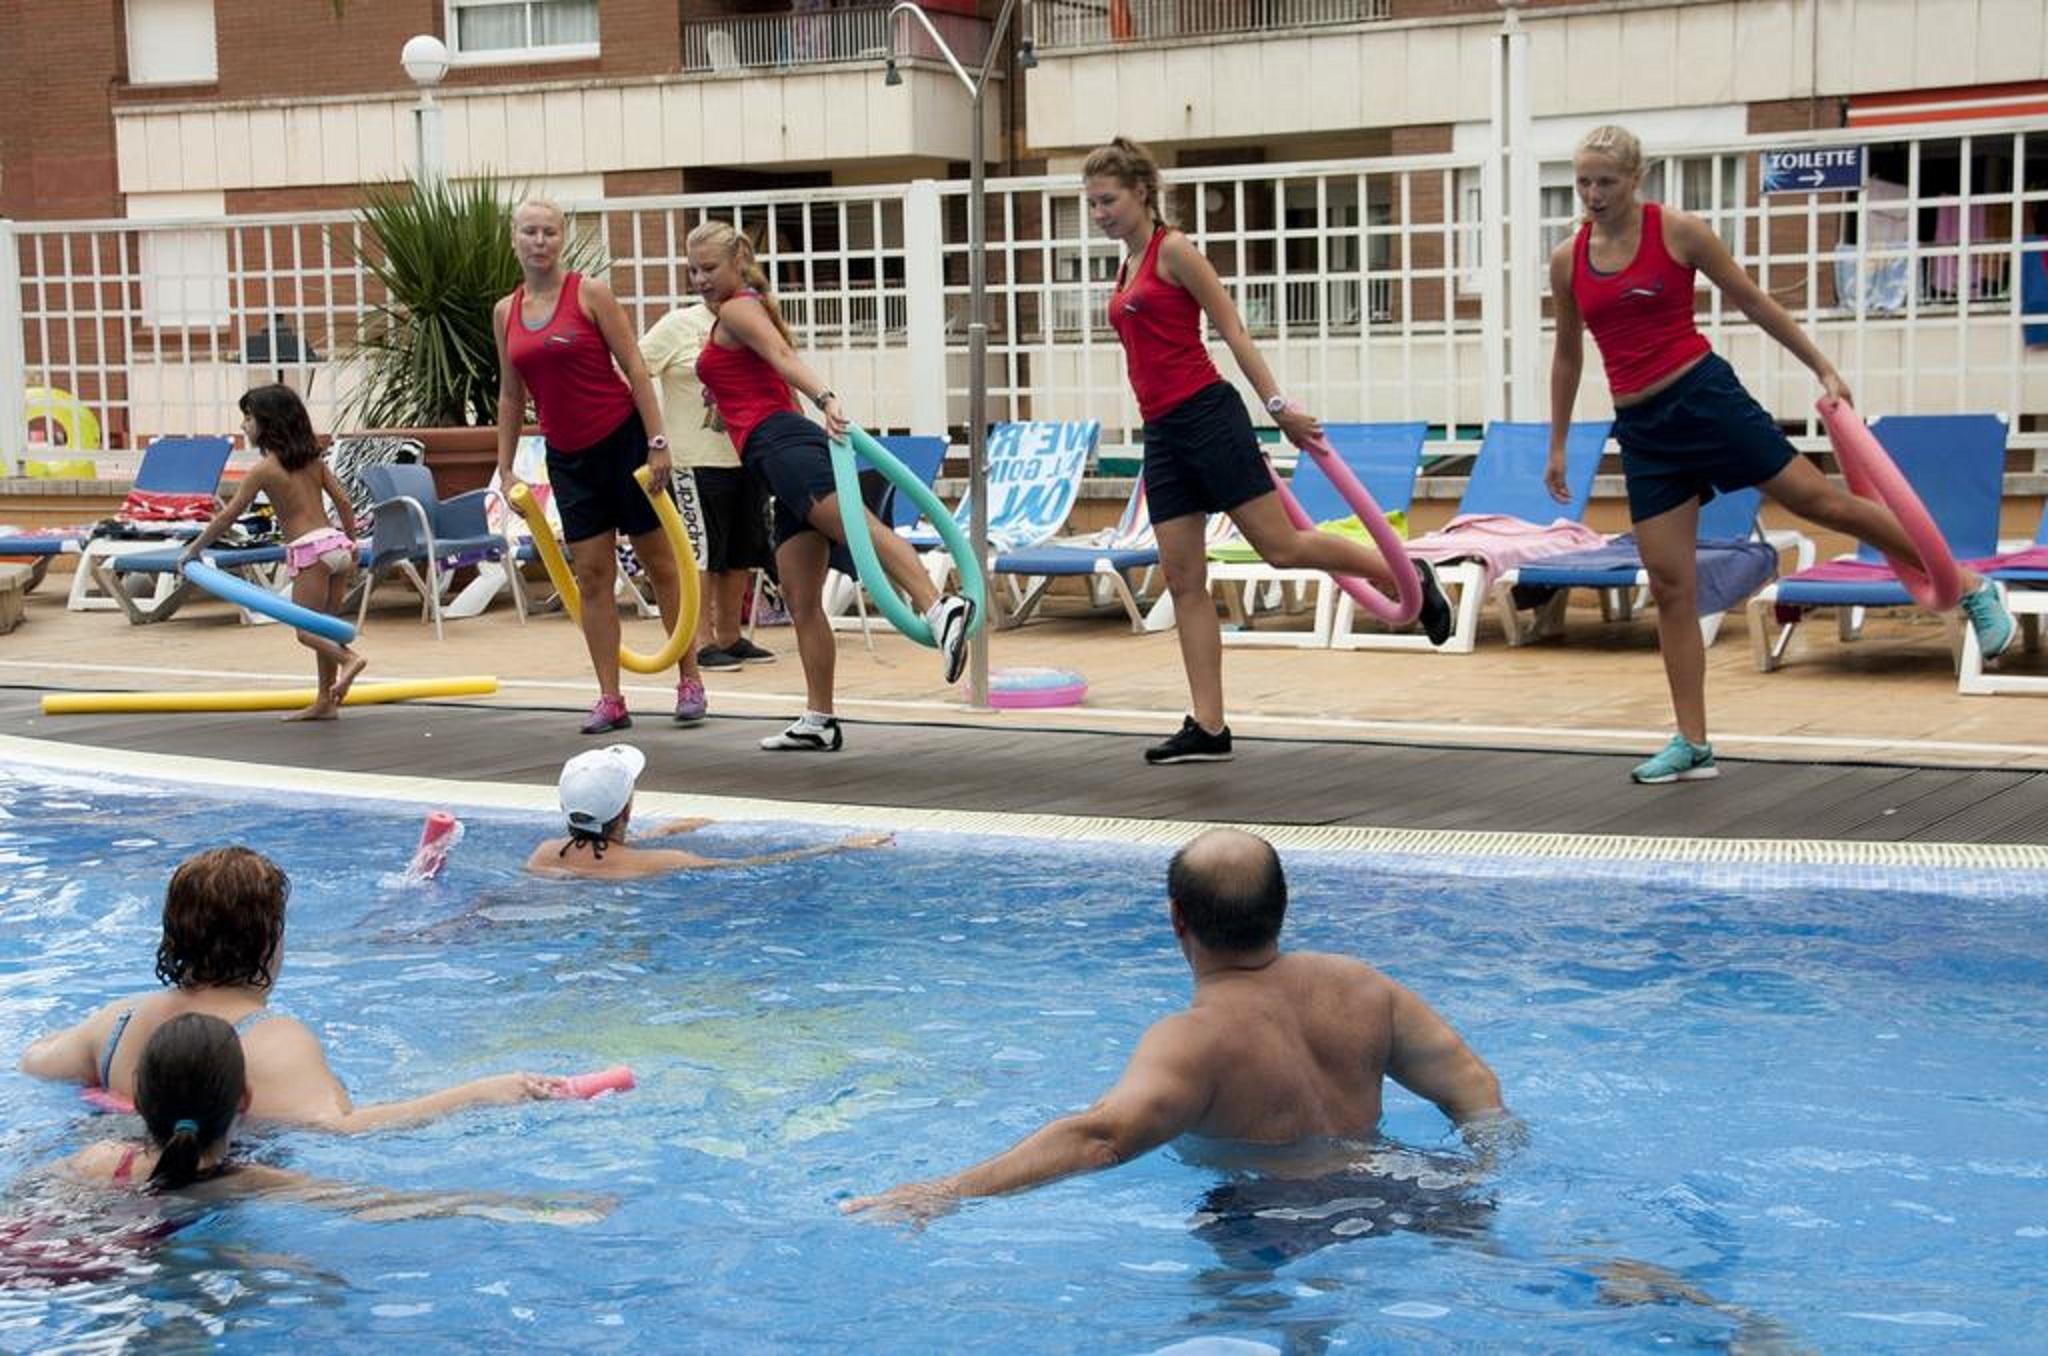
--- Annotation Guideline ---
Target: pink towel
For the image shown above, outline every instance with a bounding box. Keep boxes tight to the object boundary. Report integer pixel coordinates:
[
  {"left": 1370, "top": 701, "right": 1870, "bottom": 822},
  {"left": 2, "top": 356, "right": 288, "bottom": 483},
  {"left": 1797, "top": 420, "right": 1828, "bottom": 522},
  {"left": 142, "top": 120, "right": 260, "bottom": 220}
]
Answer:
[
  {"left": 1788, "top": 547, "right": 2048, "bottom": 584},
  {"left": 1403, "top": 514, "right": 1608, "bottom": 588}
]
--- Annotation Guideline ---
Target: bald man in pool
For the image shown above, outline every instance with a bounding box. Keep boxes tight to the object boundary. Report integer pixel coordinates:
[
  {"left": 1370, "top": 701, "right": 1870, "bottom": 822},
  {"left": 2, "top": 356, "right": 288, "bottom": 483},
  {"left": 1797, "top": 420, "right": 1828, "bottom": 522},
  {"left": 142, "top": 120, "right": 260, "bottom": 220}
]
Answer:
[{"left": 843, "top": 827, "right": 1514, "bottom": 1225}]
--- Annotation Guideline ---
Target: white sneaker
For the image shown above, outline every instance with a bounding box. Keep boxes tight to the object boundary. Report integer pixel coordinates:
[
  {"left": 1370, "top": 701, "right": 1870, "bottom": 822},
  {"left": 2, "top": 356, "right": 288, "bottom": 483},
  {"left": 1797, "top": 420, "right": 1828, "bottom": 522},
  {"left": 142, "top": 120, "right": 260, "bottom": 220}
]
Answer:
[
  {"left": 759, "top": 715, "right": 843, "bottom": 752},
  {"left": 926, "top": 595, "right": 974, "bottom": 684}
]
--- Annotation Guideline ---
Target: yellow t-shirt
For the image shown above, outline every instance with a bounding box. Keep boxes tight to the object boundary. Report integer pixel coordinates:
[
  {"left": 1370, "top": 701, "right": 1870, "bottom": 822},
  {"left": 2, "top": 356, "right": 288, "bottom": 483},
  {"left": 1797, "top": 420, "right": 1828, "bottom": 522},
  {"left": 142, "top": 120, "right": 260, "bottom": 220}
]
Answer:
[{"left": 639, "top": 302, "right": 738, "bottom": 470}]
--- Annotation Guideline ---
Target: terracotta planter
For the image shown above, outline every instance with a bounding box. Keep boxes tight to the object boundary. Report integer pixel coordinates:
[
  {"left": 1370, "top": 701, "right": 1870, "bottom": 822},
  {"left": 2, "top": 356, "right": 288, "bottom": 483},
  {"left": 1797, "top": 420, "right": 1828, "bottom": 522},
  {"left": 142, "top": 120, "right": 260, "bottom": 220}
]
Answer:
[{"left": 348, "top": 426, "right": 539, "bottom": 499}]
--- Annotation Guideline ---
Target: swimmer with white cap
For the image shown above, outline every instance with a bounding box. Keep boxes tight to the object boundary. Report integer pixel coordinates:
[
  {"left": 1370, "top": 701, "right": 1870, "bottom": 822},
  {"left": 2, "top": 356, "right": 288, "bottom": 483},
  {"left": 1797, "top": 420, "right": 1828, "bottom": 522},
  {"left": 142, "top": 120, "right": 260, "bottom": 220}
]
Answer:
[{"left": 525, "top": 744, "right": 891, "bottom": 878}]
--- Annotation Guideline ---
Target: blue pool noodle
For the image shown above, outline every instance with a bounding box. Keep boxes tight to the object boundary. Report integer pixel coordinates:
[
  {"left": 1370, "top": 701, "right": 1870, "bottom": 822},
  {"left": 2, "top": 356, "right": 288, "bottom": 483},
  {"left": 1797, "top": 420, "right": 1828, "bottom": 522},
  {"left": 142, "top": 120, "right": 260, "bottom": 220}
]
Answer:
[{"left": 182, "top": 559, "right": 357, "bottom": 645}]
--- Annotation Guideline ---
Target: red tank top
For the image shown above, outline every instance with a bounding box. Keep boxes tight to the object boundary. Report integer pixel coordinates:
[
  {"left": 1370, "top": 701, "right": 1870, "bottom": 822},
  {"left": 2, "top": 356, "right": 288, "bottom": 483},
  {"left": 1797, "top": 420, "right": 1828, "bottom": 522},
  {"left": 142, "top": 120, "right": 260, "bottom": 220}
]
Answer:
[
  {"left": 1570, "top": 203, "right": 1711, "bottom": 397},
  {"left": 694, "top": 294, "right": 799, "bottom": 457},
  {"left": 1109, "top": 228, "right": 1222, "bottom": 422},
  {"left": 504, "top": 273, "right": 636, "bottom": 453}
]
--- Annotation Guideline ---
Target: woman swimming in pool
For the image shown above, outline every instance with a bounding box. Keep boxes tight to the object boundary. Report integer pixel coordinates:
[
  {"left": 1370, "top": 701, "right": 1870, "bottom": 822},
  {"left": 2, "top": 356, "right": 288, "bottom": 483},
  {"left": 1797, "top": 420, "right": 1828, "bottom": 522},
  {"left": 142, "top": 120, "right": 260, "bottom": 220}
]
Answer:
[
  {"left": 18, "top": 846, "right": 569, "bottom": 1131},
  {"left": 49, "top": 1013, "right": 611, "bottom": 1228}
]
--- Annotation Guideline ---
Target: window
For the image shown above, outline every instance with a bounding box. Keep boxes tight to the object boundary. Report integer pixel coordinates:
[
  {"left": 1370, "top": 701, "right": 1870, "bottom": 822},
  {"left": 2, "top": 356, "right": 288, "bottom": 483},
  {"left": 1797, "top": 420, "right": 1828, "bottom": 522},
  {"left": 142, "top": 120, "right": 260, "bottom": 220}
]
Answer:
[
  {"left": 449, "top": 0, "right": 598, "bottom": 62},
  {"left": 126, "top": 0, "right": 217, "bottom": 86},
  {"left": 131, "top": 192, "right": 230, "bottom": 331}
]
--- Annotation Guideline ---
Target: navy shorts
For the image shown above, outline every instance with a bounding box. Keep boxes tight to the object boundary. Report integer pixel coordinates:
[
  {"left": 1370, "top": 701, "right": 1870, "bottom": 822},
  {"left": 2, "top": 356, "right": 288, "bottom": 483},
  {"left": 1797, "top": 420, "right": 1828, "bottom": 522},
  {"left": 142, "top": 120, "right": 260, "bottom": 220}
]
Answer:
[
  {"left": 546, "top": 412, "right": 661, "bottom": 544},
  {"left": 1142, "top": 381, "right": 1275, "bottom": 524},
  {"left": 1615, "top": 352, "right": 1798, "bottom": 523},
  {"left": 683, "top": 465, "right": 771, "bottom": 572},
  {"left": 744, "top": 411, "right": 839, "bottom": 548}
]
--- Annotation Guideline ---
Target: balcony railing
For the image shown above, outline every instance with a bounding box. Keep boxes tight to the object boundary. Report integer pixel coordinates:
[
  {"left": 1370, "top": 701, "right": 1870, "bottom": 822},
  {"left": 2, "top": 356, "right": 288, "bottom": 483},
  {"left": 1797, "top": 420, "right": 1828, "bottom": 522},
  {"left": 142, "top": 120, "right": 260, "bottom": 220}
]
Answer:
[
  {"left": 1034, "top": 0, "right": 1391, "bottom": 50},
  {"left": 684, "top": 6, "right": 992, "bottom": 74}
]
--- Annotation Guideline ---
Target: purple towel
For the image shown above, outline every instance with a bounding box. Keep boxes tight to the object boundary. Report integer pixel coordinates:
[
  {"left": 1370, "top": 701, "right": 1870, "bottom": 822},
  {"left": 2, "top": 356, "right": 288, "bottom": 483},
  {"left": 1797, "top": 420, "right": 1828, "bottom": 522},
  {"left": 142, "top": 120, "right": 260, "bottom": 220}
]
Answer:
[{"left": 1513, "top": 535, "right": 1776, "bottom": 616}]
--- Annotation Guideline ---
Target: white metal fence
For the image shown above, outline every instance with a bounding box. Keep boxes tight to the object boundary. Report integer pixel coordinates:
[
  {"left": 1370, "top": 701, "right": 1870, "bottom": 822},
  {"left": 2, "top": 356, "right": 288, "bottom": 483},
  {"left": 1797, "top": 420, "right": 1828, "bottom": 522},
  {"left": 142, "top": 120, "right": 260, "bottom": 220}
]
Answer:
[
  {"left": 6, "top": 118, "right": 2047, "bottom": 475},
  {"left": 683, "top": 6, "right": 991, "bottom": 73},
  {"left": 1032, "top": 0, "right": 1390, "bottom": 51}
]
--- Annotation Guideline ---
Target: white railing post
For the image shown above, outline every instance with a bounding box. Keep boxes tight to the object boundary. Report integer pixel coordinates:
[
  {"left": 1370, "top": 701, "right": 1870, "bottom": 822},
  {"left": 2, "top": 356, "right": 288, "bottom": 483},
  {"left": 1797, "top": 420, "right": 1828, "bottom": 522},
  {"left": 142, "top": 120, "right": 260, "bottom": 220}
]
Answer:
[
  {"left": 1478, "top": 27, "right": 1507, "bottom": 427},
  {"left": 1502, "top": 9, "right": 1540, "bottom": 422},
  {"left": 903, "top": 179, "right": 948, "bottom": 437},
  {"left": 0, "top": 220, "right": 25, "bottom": 474}
]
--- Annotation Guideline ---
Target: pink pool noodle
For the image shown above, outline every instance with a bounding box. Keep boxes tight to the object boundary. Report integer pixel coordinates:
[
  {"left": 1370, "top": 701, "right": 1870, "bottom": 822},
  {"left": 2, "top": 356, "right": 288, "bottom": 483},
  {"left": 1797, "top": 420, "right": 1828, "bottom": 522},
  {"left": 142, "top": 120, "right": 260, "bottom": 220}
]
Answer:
[
  {"left": 405, "top": 811, "right": 463, "bottom": 882},
  {"left": 560, "top": 1065, "right": 635, "bottom": 1099},
  {"left": 80, "top": 1087, "right": 135, "bottom": 1114}
]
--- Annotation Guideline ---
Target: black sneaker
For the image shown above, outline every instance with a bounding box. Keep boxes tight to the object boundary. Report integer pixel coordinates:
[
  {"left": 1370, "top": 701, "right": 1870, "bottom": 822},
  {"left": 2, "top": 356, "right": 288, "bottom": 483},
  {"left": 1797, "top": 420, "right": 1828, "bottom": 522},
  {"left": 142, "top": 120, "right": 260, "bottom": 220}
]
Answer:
[
  {"left": 1145, "top": 716, "right": 1233, "bottom": 765},
  {"left": 696, "top": 645, "right": 743, "bottom": 670},
  {"left": 927, "top": 595, "right": 974, "bottom": 684},
  {"left": 760, "top": 716, "right": 843, "bottom": 752},
  {"left": 1415, "top": 559, "right": 1453, "bottom": 647},
  {"left": 727, "top": 637, "right": 777, "bottom": 665}
]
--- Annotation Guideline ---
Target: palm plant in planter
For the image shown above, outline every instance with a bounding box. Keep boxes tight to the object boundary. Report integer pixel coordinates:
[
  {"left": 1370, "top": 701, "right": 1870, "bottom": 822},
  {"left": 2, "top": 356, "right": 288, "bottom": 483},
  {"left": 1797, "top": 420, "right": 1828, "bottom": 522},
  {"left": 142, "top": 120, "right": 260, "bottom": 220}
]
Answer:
[{"left": 341, "top": 176, "right": 604, "bottom": 430}]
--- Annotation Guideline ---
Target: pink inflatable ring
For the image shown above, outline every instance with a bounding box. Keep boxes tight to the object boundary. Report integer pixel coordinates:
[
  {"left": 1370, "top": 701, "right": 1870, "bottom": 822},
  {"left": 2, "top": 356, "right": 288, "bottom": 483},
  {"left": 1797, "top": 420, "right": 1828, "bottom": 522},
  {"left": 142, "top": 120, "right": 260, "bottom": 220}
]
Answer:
[{"left": 984, "top": 666, "right": 1087, "bottom": 709}]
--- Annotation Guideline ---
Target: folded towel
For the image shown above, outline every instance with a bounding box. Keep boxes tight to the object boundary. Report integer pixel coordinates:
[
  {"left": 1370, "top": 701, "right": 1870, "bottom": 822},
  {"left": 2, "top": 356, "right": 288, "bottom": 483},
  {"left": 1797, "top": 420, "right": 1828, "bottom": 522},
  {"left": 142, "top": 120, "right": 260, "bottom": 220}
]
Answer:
[
  {"left": 1510, "top": 534, "right": 1777, "bottom": 616},
  {"left": 1205, "top": 511, "right": 1409, "bottom": 564},
  {"left": 1401, "top": 514, "right": 1608, "bottom": 589}
]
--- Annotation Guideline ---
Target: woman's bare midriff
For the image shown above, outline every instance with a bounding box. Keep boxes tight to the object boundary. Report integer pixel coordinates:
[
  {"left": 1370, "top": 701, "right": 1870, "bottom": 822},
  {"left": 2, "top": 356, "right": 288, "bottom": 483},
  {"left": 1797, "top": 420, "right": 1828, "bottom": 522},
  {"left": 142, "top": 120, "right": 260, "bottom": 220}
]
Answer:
[{"left": 1610, "top": 351, "right": 1709, "bottom": 410}]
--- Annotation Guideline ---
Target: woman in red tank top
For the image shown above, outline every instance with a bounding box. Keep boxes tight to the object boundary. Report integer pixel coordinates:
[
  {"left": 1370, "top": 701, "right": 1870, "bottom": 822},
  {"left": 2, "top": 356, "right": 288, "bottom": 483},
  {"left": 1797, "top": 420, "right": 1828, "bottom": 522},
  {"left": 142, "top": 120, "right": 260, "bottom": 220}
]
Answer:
[
  {"left": 492, "top": 199, "right": 704, "bottom": 736},
  {"left": 685, "top": 220, "right": 973, "bottom": 754},
  {"left": 1086, "top": 138, "right": 1452, "bottom": 766},
  {"left": 1548, "top": 125, "right": 2013, "bottom": 785}
]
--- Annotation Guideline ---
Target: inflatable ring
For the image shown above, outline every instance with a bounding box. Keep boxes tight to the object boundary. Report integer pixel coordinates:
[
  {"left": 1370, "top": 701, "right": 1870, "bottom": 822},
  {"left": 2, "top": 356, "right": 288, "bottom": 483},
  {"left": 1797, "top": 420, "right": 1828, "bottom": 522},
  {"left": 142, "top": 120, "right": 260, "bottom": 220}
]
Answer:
[
  {"left": 510, "top": 465, "right": 701, "bottom": 673},
  {"left": 182, "top": 558, "right": 357, "bottom": 644},
  {"left": 1264, "top": 431, "right": 1423, "bottom": 624},
  {"left": 1816, "top": 397, "right": 1963, "bottom": 611},
  {"left": 41, "top": 676, "right": 498, "bottom": 716},
  {"left": 986, "top": 666, "right": 1086, "bottom": 709},
  {"left": 24, "top": 385, "right": 102, "bottom": 451},
  {"left": 830, "top": 424, "right": 986, "bottom": 646}
]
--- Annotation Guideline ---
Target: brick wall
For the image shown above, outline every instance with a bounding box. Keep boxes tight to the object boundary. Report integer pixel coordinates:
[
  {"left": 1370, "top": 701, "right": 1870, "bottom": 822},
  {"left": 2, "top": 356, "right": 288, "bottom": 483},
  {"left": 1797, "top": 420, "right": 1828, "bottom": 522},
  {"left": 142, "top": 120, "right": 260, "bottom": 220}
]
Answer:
[{"left": 2, "top": 1, "right": 126, "bottom": 219}]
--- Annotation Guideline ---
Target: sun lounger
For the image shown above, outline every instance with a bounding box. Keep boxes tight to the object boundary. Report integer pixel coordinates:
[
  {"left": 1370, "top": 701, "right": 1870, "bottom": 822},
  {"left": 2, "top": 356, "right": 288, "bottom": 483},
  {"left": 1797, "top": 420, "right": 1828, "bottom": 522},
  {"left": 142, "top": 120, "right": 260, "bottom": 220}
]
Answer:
[
  {"left": 1329, "top": 420, "right": 1610, "bottom": 653},
  {"left": 1744, "top": 413, "right": 2005, "bottom": 673}
]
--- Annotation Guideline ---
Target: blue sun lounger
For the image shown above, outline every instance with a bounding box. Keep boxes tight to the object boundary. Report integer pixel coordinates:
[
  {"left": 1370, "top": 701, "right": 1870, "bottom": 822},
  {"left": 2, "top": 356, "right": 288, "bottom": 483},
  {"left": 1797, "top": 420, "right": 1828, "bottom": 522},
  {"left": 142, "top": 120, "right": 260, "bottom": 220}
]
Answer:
[
  {"left": 95, "top": 542, "right": 293, "bottom": 627},
  {"left": 1744, "top": 413, "right": 2006, "bottom": 672}
]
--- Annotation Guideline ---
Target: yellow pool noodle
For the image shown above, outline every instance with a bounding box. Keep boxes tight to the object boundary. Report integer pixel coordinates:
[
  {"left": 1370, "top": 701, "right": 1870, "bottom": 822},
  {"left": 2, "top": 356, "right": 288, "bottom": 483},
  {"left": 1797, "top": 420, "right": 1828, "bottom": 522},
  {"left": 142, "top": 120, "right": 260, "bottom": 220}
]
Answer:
[{"left": 41, "top": 676, "right": 499, "bottom": 715}]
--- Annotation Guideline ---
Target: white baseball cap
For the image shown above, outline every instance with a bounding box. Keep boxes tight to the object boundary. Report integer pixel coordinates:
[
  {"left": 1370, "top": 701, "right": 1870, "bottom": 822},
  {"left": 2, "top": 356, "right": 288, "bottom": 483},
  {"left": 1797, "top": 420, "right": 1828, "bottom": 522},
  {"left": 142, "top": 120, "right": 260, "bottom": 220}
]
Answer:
[{"left": 558, "top": 744, "right": 646, "bottom": 833}]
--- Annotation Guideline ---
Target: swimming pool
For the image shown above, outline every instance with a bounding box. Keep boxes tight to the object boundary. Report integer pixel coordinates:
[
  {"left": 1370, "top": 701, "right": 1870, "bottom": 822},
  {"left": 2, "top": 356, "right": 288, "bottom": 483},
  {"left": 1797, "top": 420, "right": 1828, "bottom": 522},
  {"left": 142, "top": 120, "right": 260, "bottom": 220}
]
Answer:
[{"left": 1, "top": 756, "right": 2043, "bottom": 1352}]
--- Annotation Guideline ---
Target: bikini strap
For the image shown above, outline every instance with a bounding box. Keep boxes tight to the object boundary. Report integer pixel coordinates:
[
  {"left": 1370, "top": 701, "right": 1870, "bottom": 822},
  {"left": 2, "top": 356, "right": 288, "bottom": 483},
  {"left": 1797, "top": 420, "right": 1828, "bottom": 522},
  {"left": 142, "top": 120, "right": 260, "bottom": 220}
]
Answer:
[
  {"left": 97, "top": 1007, "right": 136, "bottom": 1090},
  {"left": 112, "top": 1143, "right": 140, "bottom": 1185},
  {"left": 232, "top": 1009, "right": 281, "bottom": 1036}
]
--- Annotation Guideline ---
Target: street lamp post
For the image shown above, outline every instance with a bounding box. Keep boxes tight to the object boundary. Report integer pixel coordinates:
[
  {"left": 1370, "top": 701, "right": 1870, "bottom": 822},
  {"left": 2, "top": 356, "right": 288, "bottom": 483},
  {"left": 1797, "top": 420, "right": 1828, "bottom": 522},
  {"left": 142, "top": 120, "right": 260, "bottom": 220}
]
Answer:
[
  {"left": 885, "top": 0, "right": 1035, "bottom": 710},
  {"left": 400, "top": 34, "right": 452, "bottom": 183}
]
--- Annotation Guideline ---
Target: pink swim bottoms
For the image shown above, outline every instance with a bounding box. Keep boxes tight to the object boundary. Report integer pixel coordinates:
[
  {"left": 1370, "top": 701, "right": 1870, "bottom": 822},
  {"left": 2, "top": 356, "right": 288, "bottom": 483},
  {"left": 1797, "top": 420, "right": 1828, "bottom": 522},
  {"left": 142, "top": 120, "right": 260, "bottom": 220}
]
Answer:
[{"left": 286, "top": 528, "right": 356, "bottom": 578}]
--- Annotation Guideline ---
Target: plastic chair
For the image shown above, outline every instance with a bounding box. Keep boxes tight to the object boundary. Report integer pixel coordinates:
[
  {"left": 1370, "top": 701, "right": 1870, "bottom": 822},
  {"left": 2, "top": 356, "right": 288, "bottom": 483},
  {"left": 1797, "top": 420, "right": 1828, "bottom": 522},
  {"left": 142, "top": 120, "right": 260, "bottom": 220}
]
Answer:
[{"left": 356, "top": 463, "right": 525, "bottom": 640}]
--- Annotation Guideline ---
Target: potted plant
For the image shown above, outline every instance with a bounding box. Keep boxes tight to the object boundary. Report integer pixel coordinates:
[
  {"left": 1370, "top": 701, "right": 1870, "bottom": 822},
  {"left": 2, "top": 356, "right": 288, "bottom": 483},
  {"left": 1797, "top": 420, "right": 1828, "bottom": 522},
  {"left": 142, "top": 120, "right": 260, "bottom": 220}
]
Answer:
[{"left": 340, "top": 176, "right": 603, "bottom": 494}]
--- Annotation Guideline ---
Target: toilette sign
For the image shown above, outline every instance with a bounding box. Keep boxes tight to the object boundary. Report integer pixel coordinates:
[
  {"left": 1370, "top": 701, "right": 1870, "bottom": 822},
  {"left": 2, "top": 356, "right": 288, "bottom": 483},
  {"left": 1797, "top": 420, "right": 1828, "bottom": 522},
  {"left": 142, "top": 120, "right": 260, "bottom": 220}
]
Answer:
[{"left": 1761, "top": 147, "right": 1866, "bottom": 194}]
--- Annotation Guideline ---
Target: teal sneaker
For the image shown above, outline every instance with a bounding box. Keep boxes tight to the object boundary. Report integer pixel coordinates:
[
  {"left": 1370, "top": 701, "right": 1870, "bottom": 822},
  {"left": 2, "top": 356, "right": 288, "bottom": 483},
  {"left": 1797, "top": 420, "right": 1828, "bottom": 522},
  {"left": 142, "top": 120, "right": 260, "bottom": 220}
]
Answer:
[
  {"left": 1958, "top": 582, "right": 2016, "bottom": 661},
  {"left": 1631, "top": 734, "right": 1717, "bottom": 784}
]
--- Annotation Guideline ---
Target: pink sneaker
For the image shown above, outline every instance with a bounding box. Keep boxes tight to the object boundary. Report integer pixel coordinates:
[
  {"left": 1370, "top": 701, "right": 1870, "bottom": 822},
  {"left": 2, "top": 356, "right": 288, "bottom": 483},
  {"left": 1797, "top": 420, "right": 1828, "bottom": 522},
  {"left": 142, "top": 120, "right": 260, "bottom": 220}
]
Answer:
[
  {"left": 580, "top": 694, "right": 631, "bottom": 734},
  {"left": 674, "top": 676, "right": 707, "bottom": 726}
]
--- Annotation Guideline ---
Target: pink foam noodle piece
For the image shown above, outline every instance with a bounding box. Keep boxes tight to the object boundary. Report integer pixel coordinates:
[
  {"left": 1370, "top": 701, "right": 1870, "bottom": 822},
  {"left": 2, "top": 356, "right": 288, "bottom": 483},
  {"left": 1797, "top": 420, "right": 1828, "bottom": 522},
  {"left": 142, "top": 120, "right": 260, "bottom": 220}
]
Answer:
[
  {"left": 80, "top": 1087, "right": 135, "bottom": 1114},
  {"left": 404, "top": 811, "right": 463, "bottom": 883},
  {"left": 1816, "top": 397, "right": 1963, "bottom": 612},
  {"left": 1262, "top": 431, "right": 1423, "bottom": 624},
  {"left": 560, "top": 1066, "right": 636, "bottom": 1100}
]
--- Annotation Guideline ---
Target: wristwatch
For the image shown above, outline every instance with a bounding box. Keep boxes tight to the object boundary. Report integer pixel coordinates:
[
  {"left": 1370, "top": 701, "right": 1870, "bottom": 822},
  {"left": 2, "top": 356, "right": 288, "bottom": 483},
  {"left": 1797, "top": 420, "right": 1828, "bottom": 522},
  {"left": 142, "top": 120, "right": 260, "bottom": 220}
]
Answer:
[
  {"left": 647, "top": 435, "right": 669, "bottom": 451},
  {"left": 1264, "top": 395, "right": 1289, "bottom": 416}
]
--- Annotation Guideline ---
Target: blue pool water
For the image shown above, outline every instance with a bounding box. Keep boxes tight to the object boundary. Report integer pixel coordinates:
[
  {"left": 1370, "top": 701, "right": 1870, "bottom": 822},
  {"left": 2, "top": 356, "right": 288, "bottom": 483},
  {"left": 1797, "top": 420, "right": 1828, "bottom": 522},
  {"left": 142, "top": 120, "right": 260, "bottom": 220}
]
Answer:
[{"left": 1, "top": 763, "right": 2045, "bottom": 1352}]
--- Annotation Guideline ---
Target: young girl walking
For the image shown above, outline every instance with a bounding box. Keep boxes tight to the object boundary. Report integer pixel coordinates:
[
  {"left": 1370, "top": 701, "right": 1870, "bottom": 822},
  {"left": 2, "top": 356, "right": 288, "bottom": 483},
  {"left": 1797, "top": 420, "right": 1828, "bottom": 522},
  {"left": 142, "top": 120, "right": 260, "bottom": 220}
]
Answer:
[{"left": 182, "top": 384, "right": 366, "bottom": 721}]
